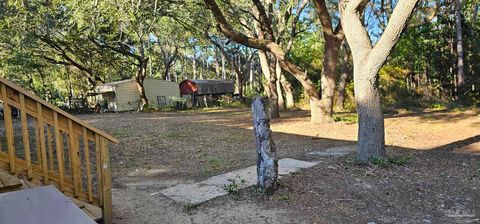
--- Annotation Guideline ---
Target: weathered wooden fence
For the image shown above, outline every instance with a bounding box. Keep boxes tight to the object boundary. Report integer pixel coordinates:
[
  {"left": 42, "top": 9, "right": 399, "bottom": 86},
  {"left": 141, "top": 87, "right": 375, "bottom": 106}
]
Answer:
[{"left": 0, "top": 77, "right": 118, "bottom": 223}]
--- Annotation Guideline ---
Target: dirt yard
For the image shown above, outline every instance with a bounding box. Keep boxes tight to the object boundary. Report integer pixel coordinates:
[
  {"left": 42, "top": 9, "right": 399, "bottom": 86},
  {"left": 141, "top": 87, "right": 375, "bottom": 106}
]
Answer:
[{"left": 78, "top": 108, "right": 480, "bottom": 224}]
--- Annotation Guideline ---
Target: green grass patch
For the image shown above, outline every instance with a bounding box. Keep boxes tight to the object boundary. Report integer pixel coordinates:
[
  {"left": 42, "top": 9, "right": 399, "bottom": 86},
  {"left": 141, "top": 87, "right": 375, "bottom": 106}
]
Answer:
[{"left": 333, "top": 113, "right": 358, "bottom": 123}]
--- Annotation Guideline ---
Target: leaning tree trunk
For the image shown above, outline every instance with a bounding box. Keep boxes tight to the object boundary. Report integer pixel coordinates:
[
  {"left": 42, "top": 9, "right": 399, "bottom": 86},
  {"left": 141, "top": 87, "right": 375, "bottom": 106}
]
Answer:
[
  {"left": 275, "top": 59, "right": 286, "bottom": 111},
  {"left": 454, "top": 0, "right": 465, "bottom": 99},
  {"left": 258, "top": 50, "right": 280, "bottom": 119},
  {"left": 252, "top": 96, "right": 278, "bottom": 193},
  {"left": 337, "top": 41, "right": 351, "bottom": 109},
  {"left": 320, "top": 36, "right": 342, "bottom": 121},
  {"left": 280, "top": 74, "right": 295, "bottom": 109}
]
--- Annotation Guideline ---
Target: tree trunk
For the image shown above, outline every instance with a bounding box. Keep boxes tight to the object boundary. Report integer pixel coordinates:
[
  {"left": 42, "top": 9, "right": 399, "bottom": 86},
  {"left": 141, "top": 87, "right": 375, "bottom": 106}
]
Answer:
[
  {"left": 221, "top": 53, "right": 226, "bottom": 79},
  {"left": 275, "top": 59, "right": 286, "bottom": 111},
  {"left": 135, "top": 58, "right": 149, "bottom": 109},
  {"left": 249, "top": 59, "right": 254, "bottom": 91},
  {"left": 280, "top": 74, "right": 295, "bottom": 109},
  {"left": 258, "top": 50, "right": 280, "bottom": 119},
  {"left": 320, "top": 36, "right": 342, "bottom": 121},
  {"left": 340, "top": 0, "right": 418, "bottom": 161},
  {"left": 455, "top": 0, "right": 465, "bottom": 100},
  {"left": 337, "top": 41, "right": 351, "bottom": 109},
  {"left": 251, "top": 96, "right": 278, "bottom": 194},
  {"left": 193, "top": 55, "right": 197, "bottom": 79},
  {"left": 354, "top": 67, "right": 385, "bottom": 161},
  {"left": 215, "top": 55, "right": 220, "bottom": 78}
]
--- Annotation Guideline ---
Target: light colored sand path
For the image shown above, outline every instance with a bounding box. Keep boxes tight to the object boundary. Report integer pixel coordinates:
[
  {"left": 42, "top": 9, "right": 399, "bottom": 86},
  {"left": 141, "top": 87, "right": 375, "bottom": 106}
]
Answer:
[
  {"left": 307, "top": 145, "right": 357, "bottom": 157},
  {"left": 161, "top": 158, "right": 318, "bottom": 205}
]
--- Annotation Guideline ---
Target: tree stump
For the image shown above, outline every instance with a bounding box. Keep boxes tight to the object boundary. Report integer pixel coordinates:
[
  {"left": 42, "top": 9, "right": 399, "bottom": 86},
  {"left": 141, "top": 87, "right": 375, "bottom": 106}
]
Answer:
[{"left": 251, "top": 96, "right": 278, "bottom": 193}]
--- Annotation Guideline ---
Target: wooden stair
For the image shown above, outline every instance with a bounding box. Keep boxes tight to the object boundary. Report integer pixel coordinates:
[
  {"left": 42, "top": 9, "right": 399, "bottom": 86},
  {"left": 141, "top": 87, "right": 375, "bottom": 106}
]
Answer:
[
  {"left": 0, "top": 77, "right": 118, "bottom": 223},
  {"left": 0, "top": 170, "right": 102, "bottom": 222}
]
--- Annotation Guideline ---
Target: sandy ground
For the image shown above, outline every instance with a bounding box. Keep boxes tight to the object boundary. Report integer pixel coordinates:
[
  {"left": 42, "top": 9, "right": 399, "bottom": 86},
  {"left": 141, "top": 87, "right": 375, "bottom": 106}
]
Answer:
[{"left": 77, "top": 108, "right": 480, "bottom": 224}]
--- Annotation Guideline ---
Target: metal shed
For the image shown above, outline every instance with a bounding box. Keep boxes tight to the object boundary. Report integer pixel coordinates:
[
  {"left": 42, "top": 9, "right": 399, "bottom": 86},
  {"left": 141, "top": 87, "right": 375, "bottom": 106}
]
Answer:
[{"left": 179, "top": 80, "right": 235, "bottom": 96}]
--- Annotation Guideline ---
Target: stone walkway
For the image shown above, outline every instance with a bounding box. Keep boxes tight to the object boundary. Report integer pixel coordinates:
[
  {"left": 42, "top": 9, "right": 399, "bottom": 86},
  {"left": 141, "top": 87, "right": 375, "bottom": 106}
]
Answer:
[
  {"left": 161, "top": 158, "right": 318, "bottom": 205},
  {"left": 161, "top": 145, "right": 359, "bottom": 205}
]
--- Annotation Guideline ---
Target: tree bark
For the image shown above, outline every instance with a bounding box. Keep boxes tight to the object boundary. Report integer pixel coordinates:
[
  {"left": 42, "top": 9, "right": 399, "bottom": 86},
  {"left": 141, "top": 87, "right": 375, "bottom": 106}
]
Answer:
[
  {"left": 193, "top": 54, "right": 197, "bottom": 79},
  {"left": 340, "top": 0, "right": 418, "bottom": 161},
  {"left": 258, "top": 50, "right": 280, "bottom": 119},
  {"left": 275, "top": 59, "right": 286, "bottom": 111},
  {"left": 320, "top": 36, "right": 342, "bottom": 120},
  {"left": 252, "top": 96, "right": 278, "bottom": 194},
  {"left": 313, "top": 0, "right": 346, "bottom": 122},
  {"left": 280, "top": 74, "right": 295, "bottom": 109},
  {"left": 135, "top": 58, "right": 149, "bottom": 109},
  {"left": 221, "top": 53, "right": 226, "bottom": 79},
  {"left": 455, "top": 0, "right": 465, "bottom": 100},
  {"left": 337, "top": 41, "right": 351, "bottom": 109}
]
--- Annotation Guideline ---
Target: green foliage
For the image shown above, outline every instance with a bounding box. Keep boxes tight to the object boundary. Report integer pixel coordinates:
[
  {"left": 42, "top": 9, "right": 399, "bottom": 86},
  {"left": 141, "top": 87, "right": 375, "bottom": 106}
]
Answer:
[
  {"left": 333, "top": 113, "right": 358, "bottom": 123},
  {"left": 218, "top": 96, "right": 247, "bottom": 108},
  {"left": 273, "top": 193, "right": 290, "bottom": 201},
  {"left": 378, "top": 66, "right": 415, "bottom": 109},
  {"left": 223, "top": 177, "right": 246, "bottom": 196}
]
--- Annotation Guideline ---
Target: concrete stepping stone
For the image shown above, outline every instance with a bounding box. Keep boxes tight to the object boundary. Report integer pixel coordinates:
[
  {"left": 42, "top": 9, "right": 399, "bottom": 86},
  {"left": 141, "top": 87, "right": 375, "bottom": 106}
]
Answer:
[
  {"left": 306, "top": 145, "right": 356, "bottom": 157},
  {"left": 160, "top": 158, "right": 318, "bottom": 205}
]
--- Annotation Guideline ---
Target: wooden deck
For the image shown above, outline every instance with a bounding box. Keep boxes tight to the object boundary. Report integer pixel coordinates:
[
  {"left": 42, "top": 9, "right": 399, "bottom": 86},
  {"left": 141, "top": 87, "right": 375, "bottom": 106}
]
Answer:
[{"left": 0, "top": 163, "right": 103, "bottom": 222}]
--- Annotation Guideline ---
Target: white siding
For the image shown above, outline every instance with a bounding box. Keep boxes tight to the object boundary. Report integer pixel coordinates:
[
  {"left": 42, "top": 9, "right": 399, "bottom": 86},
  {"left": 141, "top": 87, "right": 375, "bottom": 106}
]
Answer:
[
  {"left": 115, "top": 81, "right": 140, "bottom": 111},
  {"left": 143, "top": 79, "right": 180, "bottom": 107}
]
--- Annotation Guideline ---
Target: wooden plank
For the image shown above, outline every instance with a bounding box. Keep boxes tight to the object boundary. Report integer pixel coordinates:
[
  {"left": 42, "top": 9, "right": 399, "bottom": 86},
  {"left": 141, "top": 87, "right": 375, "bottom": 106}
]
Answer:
[
  {"left": 19, "top": 93, "right": 32, "bottom": 179},
  {"left": 83, "top": 202, "right": 103, "bottom": 221},
  {"left": 70, "top": 197, "right": 86, "bottom": 209},
  {"left": 1, "top": 84, "right": 16, "bottom": 173},
  {"left": 47, "top": 126, "right": 54, "bottom": 171},
  {"left": 36, "top": 102, "right": 49, "bottom": 184},
  {"left": 83, "top": 127, "right": 93, "bottom": 202},
  {"left": 0, "top": 77, "right": 119, "bottom": 144},
  {"left": 54, "top": 112, "right": 65, "bottom": 191},
  {"left": 0, "top": 171, "right": 22, "bottom": 190},
  {"left": 95, "top": 134, "right": 103, "bottom": 207},
  {"left": 20, "top": 179, "right": 36, "bottom": 189},
  {"left": 99, "top": 137, "right": 112, "bottom": 224},
  {"left": 69, "top": 120, "right": 81, "bottom": 197}
]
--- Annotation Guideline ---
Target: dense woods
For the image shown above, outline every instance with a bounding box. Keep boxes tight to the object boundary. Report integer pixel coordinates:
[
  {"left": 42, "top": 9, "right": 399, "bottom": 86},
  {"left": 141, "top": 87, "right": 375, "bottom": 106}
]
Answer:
[{"left": 1, "top": 0, "right": 479, "bottom": 160}]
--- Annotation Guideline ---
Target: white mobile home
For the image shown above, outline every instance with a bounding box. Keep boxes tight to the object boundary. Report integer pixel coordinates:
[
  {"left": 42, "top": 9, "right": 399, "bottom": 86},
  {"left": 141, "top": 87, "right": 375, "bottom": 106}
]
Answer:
[{"left": 95, "top": 78, "right": 180, "bottom": 112}]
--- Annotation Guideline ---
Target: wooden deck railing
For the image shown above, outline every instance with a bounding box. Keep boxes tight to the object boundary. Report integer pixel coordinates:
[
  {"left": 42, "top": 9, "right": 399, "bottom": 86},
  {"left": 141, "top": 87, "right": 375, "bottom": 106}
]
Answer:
[{"left": 0, "top": 77, "right": 118, "bottom": 223}]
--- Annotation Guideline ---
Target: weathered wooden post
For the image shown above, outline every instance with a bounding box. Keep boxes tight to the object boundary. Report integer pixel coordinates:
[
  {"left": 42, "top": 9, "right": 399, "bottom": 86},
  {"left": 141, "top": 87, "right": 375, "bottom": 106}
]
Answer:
[{"left": 251, "top": 96, "right": 278, "bottom": 193}]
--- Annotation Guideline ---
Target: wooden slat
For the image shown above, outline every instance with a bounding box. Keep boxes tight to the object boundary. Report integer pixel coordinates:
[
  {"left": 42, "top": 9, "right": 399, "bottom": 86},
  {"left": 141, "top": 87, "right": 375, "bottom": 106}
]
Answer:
[
  {"left": 0, "top": 171, "right": 22, "bottom": 190},
  {"left": 83, "top": 202, "right": 103, "bottom": 221},
  {"left": 47, "top": 127, "right": 54, "bottom": 171},
  {"left": 69, "top": 120, "right": 81, "bottom": 198},
  {"left": 95, "top": 134, "right": 103, "bottom": 207},
  {"left": 0, "top": 77, "right": 119, "bottom": 144},
  {"left": 34, "top": 124, "right": 40, "bottom": 165},
  {"left": 1, "top": 84, "right": 16, "bottom": 174},
  {"left": 19, "top": 94, "right": 32, "bottom": 179},
  {"left": 53, "top": 112, "right": 65, "bottom": 191},
  {"left": 36, "top": 102, "right": 49, "bottom": 184},
  {"left": 0, "top": 153, "right": 100, "bottom": 205},
  {"left": 99, "top": 137, "right": 112, "bottom": 224},
  {"left": 83, "top": 127, "right": 93, "bottom": 202}
]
